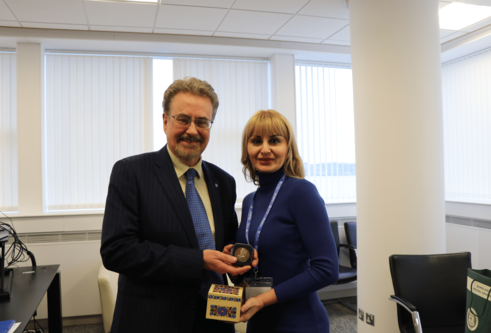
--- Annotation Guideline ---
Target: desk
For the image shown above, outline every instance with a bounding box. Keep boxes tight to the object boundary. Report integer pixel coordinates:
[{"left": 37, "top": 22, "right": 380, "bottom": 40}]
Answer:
[{"left": 0, "top": 265, "right": 62, "bottom": 333}]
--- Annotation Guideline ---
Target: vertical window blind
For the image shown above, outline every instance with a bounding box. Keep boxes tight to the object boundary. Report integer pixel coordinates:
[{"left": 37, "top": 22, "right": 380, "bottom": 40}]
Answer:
[
  {"left": 173, "top": 58, "right": 270, "bottom": 201},
  {"left": 0, "top": 51, "right": 18, "bottom": 213},
  {"left": 45, "top": 54, "right": 148, "bottom": 211},
  {"left": 442, "top": 50, "right": 491, "bottom": 204},
  {"left": 295, "top": 62, "right": 356, "bottom": 203}
]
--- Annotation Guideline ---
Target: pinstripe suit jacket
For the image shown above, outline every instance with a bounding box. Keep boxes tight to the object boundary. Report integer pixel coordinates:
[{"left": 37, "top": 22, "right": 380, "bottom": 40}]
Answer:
[{"left": 101, "top": 145, "right": 238, "bottom": 333}]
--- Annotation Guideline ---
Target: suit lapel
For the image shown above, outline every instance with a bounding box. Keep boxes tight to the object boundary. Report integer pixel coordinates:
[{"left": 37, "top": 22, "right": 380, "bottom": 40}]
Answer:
[
  {"left": 202, "top": 161, "right": 225, "bottom": 252},
  {"left": 154, "top": 145, "right": 200, "bottom": 249}
]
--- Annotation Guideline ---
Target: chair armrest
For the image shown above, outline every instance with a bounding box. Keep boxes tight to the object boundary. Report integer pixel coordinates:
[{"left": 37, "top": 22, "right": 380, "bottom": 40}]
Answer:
[
  {"left": 338, "top": 243, "right": 358, "bottom": 257},
  {"left": 338, "top": 243, "right": 356, "bottom": 251},
  {"left": 389, "top": 295, "right": 416, "bottom": 311},
  {"left": 389, "top": 295, "right": 422, "bottom": 333}
]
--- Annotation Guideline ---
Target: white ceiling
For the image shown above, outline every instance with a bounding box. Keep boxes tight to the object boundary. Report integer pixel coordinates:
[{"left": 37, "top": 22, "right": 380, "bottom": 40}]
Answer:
[{"left": 1, "top": 0, "right": 491, "bottom": 47}]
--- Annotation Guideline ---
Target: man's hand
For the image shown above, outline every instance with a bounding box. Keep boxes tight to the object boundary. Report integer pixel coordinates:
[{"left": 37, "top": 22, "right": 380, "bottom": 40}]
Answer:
[
  {"left": 222, "top": 244, "right": 259, "bottom": 269},
  {"left": 203, "top": 250, "right": 254, "bottom": 276}
]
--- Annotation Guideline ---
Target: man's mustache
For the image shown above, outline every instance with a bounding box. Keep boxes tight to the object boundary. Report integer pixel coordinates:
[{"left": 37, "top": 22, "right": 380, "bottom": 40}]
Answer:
[{"left": 177, "top": 134, "right": 203, "bottom": 143}]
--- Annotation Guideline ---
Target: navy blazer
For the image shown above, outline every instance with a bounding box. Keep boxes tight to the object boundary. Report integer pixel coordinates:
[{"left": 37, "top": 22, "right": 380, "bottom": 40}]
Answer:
[{"left": 101, "top": 145, "right": 238, "bottom": 333}]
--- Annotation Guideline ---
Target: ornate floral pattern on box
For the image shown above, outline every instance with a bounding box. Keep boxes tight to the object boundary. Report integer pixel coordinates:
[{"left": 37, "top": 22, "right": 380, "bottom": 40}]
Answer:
[
  {"left": 209, "top": 305, "right": 237, "bottom": 319},
  {"left": 206, "top": 284, "right": 244, "bottom": 323}
]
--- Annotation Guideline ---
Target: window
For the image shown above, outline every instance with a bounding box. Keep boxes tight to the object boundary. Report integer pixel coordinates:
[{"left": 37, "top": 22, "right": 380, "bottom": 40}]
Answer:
[
  {"left": 152, "top": 58, "right": 173, "bottom": 150},
  {"left": 44, "top": 53, "right": 151, "bottom": 211},
  {"left": 442, "top": 50, "right": 491, "bottom": 204},
  {"left": 295, "top": 62, "right": 356, "bottom": 203},
  {"left": 173, "top": 58, "right": 270, "bottom": 200},
  {"left": 0, "top": 51, "right": 18, "bottom": 213}
]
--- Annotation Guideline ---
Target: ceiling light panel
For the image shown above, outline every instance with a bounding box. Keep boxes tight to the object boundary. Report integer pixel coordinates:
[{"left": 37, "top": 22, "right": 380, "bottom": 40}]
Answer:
[{"left": 439, "top": 2, "right": 491, "bottom": 30}]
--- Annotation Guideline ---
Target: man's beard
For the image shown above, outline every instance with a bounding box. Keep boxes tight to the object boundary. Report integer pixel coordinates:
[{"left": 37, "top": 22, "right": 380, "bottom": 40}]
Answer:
[{"left": 175, "top": 133, "right": 203, "bottom": 161}]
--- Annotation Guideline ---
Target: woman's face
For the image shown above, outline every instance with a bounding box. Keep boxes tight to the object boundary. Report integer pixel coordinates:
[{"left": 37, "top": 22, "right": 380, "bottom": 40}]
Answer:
[{"left": 247, "top": 132, "right": 288, "bottom": 173}]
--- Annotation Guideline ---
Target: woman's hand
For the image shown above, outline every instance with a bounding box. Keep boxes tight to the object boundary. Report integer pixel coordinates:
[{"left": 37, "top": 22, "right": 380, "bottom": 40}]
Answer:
[
  {"left": 239, "top": 288, "right": 278, "bottom": 322},
  {"left": 223, "top": 244, "right": 233, "bottom": 255},
  {"left": 240, "top": 296, "right": 265, "bottom": 322}
]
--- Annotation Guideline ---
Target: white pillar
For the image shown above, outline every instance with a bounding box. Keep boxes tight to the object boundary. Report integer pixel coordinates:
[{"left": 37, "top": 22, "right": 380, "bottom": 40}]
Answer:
[
  {"left": 349, "top": 1, "right": 445, "bottom": 332},
  {"left": 17, "top": 43, "right": 44, "bottom": 216},
  {"left": 269, "top": 54, "right": 296, "bottom": 134}
]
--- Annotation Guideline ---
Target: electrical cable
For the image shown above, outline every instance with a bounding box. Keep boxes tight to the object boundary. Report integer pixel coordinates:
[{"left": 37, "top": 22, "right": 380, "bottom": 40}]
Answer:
[{"left": 0, "top": 211, "right": 33, "bottom": 268}]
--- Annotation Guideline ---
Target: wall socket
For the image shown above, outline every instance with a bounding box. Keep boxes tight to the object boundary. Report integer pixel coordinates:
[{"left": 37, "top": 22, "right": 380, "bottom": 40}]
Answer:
[
  {"left": 358, "top": 308, "right": 364, "bottom": 321},
  {"left": 366, "top": 313, "right": 375, "bottom": 326}
]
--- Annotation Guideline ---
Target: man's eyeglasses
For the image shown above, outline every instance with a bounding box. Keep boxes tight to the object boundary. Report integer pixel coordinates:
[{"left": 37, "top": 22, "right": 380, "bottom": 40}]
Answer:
[{"left": 168, "top": 114, "right": 213, "bottom": 129}]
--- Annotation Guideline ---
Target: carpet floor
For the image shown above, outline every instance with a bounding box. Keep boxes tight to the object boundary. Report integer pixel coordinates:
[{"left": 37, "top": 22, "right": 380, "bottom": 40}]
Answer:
[{"left": 40, "top": 297, "right": 358, "bottom": 333}]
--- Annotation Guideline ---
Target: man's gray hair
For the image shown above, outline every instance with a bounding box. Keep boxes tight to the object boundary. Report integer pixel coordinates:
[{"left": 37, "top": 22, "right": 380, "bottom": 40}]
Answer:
[{"left": 163, "top": 77, "right": 219, "bottom": 120}]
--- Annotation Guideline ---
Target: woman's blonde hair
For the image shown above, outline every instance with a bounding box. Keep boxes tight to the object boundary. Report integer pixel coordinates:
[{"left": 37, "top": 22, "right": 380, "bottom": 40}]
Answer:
[{"left": 241, "top": 110, "right": 305, "bottom": 185}]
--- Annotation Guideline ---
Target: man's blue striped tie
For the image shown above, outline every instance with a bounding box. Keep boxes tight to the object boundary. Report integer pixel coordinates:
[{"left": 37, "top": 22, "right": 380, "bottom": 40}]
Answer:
[{"left": 185, "top": 168, "right": 224, "bottom": 298}]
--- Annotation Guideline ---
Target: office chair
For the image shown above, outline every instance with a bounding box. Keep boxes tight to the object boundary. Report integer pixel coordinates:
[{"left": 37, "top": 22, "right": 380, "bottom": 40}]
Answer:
[
  {"left": 326, "top": 221, "right": 357, "bottom": 312},
  {"left": 344, "top": 222, "right": 357, "bottom": 269},
  {"left": 389, "top": 252, "right": 471, "bottom": 333}
]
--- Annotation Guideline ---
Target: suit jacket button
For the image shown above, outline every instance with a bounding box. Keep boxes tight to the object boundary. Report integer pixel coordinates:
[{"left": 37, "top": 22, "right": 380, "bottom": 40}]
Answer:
[{"left": 190, "top": 301, "right": 195, "bottom": 308}]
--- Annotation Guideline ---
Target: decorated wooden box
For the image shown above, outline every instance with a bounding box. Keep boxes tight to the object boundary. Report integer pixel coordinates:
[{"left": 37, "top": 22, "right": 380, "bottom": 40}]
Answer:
[{"left": 205, "top": 284, "right": 244, "bottom": 322}]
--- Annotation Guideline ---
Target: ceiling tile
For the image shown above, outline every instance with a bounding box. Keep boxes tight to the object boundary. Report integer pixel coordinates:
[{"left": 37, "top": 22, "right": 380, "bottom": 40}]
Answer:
[
  {"left": 91, "top": 25, "right": 152, "bottom": 33},
  {"left": 84, "top": 1, "right": 157, "bottom": 27},
  {"left": 441, "top": 31, "right": 468, "bottom": 43},
  {"left": 439, "top": 2, "right": 453, "bottom": 9},
  {"left": 329, "top": 25, "right": 350, "bottom": 41},
  {"left": 160, "top": 0, "right": 233, "bottom": 8},
  {"left": 270, "top": 35, "right": 323, "bottom": 43},
  {"left": 4, "top": 0, "right": 87, "bottom": 24},
  {"left": 0, "top": 20, "right": 21, "bottom": 27},
  {"left": 298, "top": 0, "right": 349, "bottom": 19},
  {"left": 214, "top": 31, "right": 271, "bottom": 39},
  {"left": 276, "top": 15, "right": 348, "bottom": 39},
  {"left": 154, "top": 28, "right": 213, "bottom": 36},
  {"left": 0, "top": 1, "right": 16, "bottom": 21},
  {"left": 322, "top": 39, "right": 350, "bottom": 46},
  {"left": 218, "top": 10, "right": 292, "bottom": 35},
  {"left": 21, "top": 22, "right": 88, "bottom": 30},
  {"left": 440, "top": 29, "right": 457, "bottom": 38},
  {"left": 155, "top": 5, "right": 227, "bottom": 30},
  {"left": 232, "top": 0, "right": 309, "bottom": 14},
  {"left": 459, "top": 0, "right": 491, "bottom": 5},
  {"left": 461, "top": 17, "right": 491, "bottom": 33}
]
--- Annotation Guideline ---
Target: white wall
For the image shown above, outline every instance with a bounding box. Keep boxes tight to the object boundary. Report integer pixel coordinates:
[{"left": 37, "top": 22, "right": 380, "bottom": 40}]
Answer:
[{"left": 447, "top": 223, "right": 491, "bottom": 269}]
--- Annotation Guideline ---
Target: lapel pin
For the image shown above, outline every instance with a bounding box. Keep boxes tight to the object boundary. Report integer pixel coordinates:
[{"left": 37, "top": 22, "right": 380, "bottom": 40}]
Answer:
[{"left": 215, "top": 183, "right": 218, "bottom": 188}]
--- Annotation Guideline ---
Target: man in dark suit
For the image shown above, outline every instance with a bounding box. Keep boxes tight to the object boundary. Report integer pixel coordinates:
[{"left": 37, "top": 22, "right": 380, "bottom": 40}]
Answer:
[{"left": 101, "top": 77, "right": 254, "bottom": 333}]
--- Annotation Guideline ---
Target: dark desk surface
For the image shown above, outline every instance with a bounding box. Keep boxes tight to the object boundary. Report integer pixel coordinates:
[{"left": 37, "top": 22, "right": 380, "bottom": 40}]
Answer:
[{"left": 0, "top": 265, "right": 61, "bottom": 333}]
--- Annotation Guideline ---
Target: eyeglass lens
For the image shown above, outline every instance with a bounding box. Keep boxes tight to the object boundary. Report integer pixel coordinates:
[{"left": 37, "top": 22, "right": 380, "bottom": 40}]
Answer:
[{"left": 174, "top": 115, "right": 212, "bottom": 129}]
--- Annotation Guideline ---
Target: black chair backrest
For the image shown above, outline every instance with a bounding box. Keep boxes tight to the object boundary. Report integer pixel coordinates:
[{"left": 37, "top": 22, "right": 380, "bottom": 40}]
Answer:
[
  {"left": 344, "top": 222, "right": 357, "bottom": 268},
  {"left": 329, "top": 221, "right": 340, "bottom": 256},
  {"left": 389, "top": 252, "right": 471, "bottom": 330}
]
